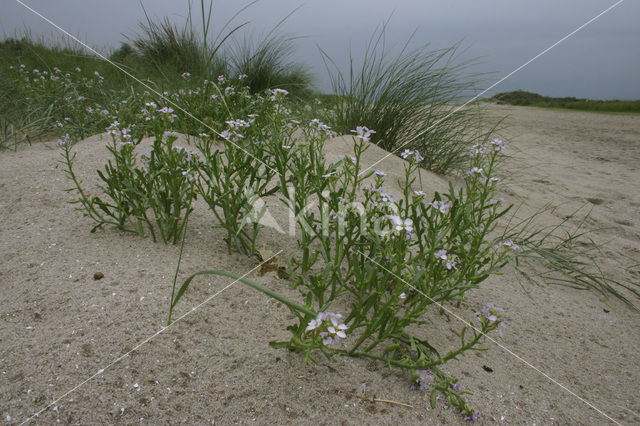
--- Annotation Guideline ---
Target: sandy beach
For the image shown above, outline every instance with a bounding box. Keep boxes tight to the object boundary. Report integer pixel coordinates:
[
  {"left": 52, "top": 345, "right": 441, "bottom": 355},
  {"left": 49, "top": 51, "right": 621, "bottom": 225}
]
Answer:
[{"left": 0, "top": 104, "right": 638, "bottom": 425}]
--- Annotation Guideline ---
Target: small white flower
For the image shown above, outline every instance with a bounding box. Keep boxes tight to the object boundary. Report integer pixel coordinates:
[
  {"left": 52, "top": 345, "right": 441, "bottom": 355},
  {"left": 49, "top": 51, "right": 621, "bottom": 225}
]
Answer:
[{"left": 390, "top": 216, "right": 413, "bottom": 233}]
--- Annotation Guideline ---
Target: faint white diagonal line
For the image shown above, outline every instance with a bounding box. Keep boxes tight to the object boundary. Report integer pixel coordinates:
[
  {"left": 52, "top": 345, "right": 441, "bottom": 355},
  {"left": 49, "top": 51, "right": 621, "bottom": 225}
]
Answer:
[
  {"left": 357, "top": 250, "right": 621, "bottom": 425},
  {"left": 359, "top": 0, "right": 626, "bottom": 176},
  {"left": 20, "top": 250, "right": 283, "bottom": 425},
  {"left": 13, "top": 0, "right": 280, "bottom": 176}
]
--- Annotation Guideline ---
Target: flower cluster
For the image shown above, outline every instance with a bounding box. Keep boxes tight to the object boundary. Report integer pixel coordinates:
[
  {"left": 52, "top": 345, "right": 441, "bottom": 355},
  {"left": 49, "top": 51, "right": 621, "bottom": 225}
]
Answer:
[
  {"left": 429, "top": 200, "right": 451, "bottom": 214},
  {"left": 476, "top": 303, "right": 503, "bottom": 322},
  {"left": 268, "top": 88, "right": 289, "bottom": 101},
  {"left": 435, "top": 249, "right": 457, "bottom": 270},
  {"left": 351, "top": 126, "right": 376, "bottom": 142},
  {"left": 57, "top": 133, "right": 72, "bottom": 146},
  {"left": 400, "top": 149, "right": 424, "bottom": 163},
  {"left": 466, "top": 167, "right": 484, "bottom": 180},
  {"left": 363, "top": 185, "right": 395, "bottom": 207},
  {"left": 489, "top": 138, "right": 507, "bottom": 153},
  {"left": 475, "top": 303, "right": 505, "bottom": 336},
  {"left": 157, "top": 106, "right": 177, "bottom": 122},
  {"left": 106, "top": 120, "right": 133, "bottom": 147},
  {"left": 309, "top": 118, "right": 335, "bottom": 138},
  {"left": 494, "top": 239, "right": 520, "bottom": 252},
  {"left": 305, "top": 312, "right": 348, "bottom": 346},
  {"left": 463, "top": 408, "right": 480, "bottom": 422},
  {"left": 409, "top": 369, "right": 431, "bottom": 390}
]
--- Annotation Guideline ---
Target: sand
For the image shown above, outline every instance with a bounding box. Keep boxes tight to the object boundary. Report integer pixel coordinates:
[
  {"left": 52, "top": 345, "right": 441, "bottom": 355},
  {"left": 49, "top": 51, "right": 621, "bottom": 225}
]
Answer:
[{"left": 0, "top": 104, "right": 638, "bottom": 425}]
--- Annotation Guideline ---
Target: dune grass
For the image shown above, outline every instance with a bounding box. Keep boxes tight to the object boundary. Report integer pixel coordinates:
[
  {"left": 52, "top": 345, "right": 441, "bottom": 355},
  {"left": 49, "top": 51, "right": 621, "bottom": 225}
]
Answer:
[
  {"left": 504, "top": 205, "right": 640, "bottom": 311},
  {"left": 230, "top": 34, "right": 313, "bottom": 97},
  {"left": 320, "top": 20, "right": 492, "bottom": 174}
]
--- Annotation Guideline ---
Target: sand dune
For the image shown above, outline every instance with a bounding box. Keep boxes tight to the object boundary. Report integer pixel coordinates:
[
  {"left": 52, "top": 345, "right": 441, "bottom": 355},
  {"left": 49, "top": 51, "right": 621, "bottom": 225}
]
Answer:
[{"left": 0, "top": 104, "right": 638, "bottom": 424}]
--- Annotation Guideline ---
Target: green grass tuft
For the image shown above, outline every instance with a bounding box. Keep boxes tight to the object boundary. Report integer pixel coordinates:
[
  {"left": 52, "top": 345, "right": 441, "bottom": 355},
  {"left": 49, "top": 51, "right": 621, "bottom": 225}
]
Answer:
[{"left": 320, "top": 19, "right": 492, "bottom": 174}]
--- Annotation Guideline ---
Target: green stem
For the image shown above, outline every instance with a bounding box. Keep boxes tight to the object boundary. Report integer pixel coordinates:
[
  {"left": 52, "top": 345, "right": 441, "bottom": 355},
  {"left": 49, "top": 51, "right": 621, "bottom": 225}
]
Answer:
[{"left": 168, "top": 269, "right": 315, "bottom": 325}]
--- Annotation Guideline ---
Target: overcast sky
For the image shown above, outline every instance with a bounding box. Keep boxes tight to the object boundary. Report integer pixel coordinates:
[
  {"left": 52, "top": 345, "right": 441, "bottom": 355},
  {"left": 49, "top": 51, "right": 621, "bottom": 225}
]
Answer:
[{"left": 2, "top": 0, "right": 639, "bottom": 99}]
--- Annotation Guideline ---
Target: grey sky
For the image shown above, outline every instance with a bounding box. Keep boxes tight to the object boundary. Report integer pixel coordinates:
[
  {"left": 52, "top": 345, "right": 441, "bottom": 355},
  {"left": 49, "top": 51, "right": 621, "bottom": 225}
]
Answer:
[{"left": 2, "top": 0, "right": 639, "bottom": 99}]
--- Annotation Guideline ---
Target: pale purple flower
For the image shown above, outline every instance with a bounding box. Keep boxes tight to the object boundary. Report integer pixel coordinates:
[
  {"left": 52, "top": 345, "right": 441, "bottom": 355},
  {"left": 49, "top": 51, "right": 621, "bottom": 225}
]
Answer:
[
  {"left": 157, "top": 106, "right": 174, "bottom": 114},
  {"left": 467, "top": 167, "right": 484, "bottom": 179},
  {"left": 434, "top": 249, "right": 448, "bottom": 260},
  {"left": 489, "top": 138, "right": 507, "bottom": 153},
  {"left": 322, "top": 171, "right": 336, "bottom": 178},
  {"left": 268, "top": 88, "right": 289, "bottom": 100},
  {"left": 413, "top": 190, "right": 426, "bottom": 197},
  {"left": 181, "top": 72, "right": 191, "bottom": 79},
  {"left": 452, "top": 381, "right": 462, "bottom": 392},
  {"left": 495, "top": 239, "right": 520, "bottom": 252},
  {"left": 309, "top": 118, "right": 334, "bottom": 137},
  {"left": 429, "top": 200, "right": 451, "bottom": 214},
  {"left": 391, "top": 216, "right": 413, "bottom": 234},
  {"left": 435, "top": 249, "right": 457, "bottom": 270},
  {"left": 181, "top": 169, "right": 196, "bottom": 182},
  {"left": 306, "top": 311, "right": 348, "bottom": 345},
  {"left": 378, "top": 192, "right": 394, "bottom": 203},
  {"left": 351, "top": 126, "right": 376, "bottom": 142},
  {"left": 305, "top": 318, "right": 321, "bottom": 331},
  {"left": 374, "top": 170, "right": 386, "bottom": 176},
  {"left": 332, "top": 213, "right": 346, "bottom": 222},
  {"left": 470, "top": 144, "right": 485, "bottom": 157},
  {"left": 140, "top": 152, "right": 151, "bottom": 169},
  {"left": 444, "top": 256, "right": 457, "bottom": 270},
  {"left": 400, "top": 149, "right": 413, "bottom": 159},
  {"left": 410, "top": 370, "right": 430, "bottom": 391},
  {"left": 225, "top": 119, "right": 250, "bottom": 129},
  {"left": 463, "top": 410, "right": 480, "bottom": 421},
  {"left": 399, "top": 292, "right": 407, "bottom": 300},
  {"left": 476, "top": 302, "right": 504, "bottom": 323},
  {"left": 57, "top": 133, "right": 71, "bottom": 146},
  {"left": 412, "top": 151, "right": 424, "bottom": 163}
]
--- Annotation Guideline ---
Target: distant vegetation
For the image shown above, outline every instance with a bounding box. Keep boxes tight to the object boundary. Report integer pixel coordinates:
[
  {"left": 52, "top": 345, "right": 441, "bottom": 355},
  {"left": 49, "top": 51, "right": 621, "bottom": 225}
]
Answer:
[{"left": 491, "top": 90, "right": 640, "bottom": 114}]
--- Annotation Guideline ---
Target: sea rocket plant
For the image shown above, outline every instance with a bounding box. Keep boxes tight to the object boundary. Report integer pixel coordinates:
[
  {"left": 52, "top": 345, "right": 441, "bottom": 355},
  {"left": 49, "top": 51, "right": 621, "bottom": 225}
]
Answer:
[{"left": 45, "top": 63, "right": 519, "bottom": 420}]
